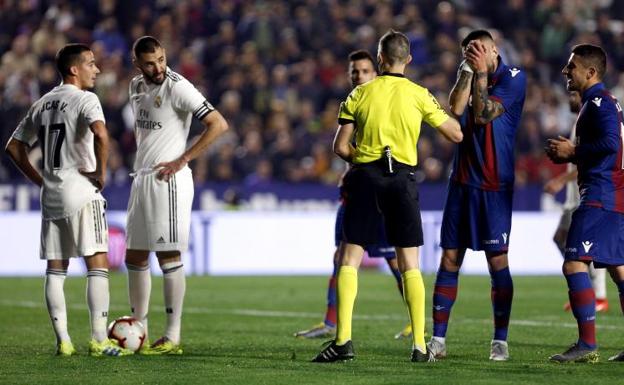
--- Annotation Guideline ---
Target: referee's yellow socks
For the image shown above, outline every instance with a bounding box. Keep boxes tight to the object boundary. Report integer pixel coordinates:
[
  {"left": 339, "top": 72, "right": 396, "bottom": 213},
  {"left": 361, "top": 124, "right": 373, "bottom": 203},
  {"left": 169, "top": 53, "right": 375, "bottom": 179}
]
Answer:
[
  {"left": 335, "top": 265, "right": 358, "bottom": 345},
  {"left": 402, "top": 268, "right": 426, "bottom": 352}
]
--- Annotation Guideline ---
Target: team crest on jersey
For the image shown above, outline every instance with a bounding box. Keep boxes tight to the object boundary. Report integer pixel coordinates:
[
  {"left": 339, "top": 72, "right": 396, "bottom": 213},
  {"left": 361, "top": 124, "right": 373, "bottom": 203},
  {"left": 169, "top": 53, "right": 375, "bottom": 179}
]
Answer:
[{"left": 154, "top": 96, "right": 162, "bottom": 108}]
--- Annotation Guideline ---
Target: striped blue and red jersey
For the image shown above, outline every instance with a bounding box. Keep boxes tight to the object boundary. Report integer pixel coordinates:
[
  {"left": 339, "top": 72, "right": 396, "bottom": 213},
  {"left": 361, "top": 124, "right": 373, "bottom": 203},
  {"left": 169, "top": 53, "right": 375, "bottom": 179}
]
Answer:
[
  {"left": 450, "top": 58, "right": 526, "bottom": 191},
  {"left": 575, "top": 82, "right": 624, "bottom": 213}
]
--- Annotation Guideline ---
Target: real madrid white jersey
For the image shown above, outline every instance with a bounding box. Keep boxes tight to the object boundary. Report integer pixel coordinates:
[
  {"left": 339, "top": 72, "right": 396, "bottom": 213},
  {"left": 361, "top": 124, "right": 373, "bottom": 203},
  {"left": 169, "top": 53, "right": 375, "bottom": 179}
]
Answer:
[
  {"left": 12, "top": 83, "right": 106, "bottom": 220},
  {"left": 128, "top": 67, "right": 214, "bottom": 171}
]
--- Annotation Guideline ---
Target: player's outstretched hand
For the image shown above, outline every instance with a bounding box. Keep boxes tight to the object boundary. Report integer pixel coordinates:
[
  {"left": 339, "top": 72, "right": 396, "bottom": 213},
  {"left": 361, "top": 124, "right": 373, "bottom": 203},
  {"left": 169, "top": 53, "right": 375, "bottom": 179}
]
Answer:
[
  {"left": 154, "top": 156, "right": 189, "bottom": 181},
  {"left": 80, "top": 169, "right": 106, "bottom": 190}
]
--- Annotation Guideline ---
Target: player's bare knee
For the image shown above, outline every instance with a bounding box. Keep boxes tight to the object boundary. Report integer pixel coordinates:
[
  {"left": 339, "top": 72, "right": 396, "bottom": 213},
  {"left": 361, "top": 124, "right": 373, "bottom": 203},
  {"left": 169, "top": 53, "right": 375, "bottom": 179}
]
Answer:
[
  {"left": 333, "top": 247, "right": 341, "bottom": 266},
  {"left": 47, "top": 259, "right": 69, "bottom": 271},
  {"left": 486, "top": 252, "right": 509, "bottom": 271},
  {"left": 84, "top": 252, "right": 109, "bottom": 270},
  {"left": 607, "top": 265, "right": 624, "bottom": 282},
  {"left": 156, "top": 251, "right": 181, "bottom": 267},
  {"left": 387, "top": 256, "right": 399, "bottom": 270},
  {"left": 440, "top": 250, "right": 461, "bottom": 272},
  {"left": 562, "top": 260, "right": 588, "bottom": 275},
  {"left": 125, "top": 249, "right": 150, "bottom": 267}
]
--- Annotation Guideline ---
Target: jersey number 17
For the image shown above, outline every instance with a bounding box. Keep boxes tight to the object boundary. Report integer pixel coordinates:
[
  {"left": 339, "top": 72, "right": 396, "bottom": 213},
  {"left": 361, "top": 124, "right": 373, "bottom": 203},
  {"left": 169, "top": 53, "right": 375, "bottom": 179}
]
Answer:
[{"left": 39, "top": 123, "right": 66, "bottom": 171}]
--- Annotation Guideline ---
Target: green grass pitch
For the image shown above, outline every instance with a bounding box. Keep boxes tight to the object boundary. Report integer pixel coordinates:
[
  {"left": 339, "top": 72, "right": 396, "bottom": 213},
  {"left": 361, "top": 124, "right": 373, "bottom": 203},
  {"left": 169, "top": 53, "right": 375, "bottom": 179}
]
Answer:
[{"left": 1, "top": 272, "right": 623, "bottom": 384}]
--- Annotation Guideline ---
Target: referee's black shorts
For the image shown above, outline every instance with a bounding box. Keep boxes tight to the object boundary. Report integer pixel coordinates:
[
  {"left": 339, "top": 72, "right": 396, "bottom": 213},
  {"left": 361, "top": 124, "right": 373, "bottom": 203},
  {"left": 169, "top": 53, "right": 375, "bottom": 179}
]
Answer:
[{"left": 341, "top": 160, "right": 423, "bottom": 248}]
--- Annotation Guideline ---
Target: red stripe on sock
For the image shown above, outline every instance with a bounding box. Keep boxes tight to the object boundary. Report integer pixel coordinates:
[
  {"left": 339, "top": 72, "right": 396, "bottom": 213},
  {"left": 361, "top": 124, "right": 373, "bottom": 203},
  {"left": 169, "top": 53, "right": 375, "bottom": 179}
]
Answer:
[
  {"left": 435, "top": 285, "right": 458, "bottom": 300},
  {"left": 570, "top": 288, "right": 596, "bottom": 307},
  {"left": 433, "top": 310, "right": 450, "bottom": 323},
  {"left": 579, "top": 321, "right": 596, "bottom": 346},
  {"left": 325, "top": 306, "right": 337, "bottom": 326},
  {"left": 491, "top": 287, "right": 513, "bottom": 302}
]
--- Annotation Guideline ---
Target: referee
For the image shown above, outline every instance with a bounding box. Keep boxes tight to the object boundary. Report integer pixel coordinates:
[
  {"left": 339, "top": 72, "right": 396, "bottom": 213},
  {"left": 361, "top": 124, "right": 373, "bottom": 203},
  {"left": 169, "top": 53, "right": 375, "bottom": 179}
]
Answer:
[{"left": 313, "top": 30, "right": 462, "bottom": 363}]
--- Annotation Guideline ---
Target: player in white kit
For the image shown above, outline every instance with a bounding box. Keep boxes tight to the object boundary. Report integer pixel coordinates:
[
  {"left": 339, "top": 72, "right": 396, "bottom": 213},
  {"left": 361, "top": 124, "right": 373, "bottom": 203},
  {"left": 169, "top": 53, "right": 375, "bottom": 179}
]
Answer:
[
  {"left": 544, "top": 91, "right": 608, "bottom": 312},
  {"left": 5, "top": 43, "right": 132, "bottom": 357},
  {"left": 125, "top": 36, "right": 228, "bottom": 355}
]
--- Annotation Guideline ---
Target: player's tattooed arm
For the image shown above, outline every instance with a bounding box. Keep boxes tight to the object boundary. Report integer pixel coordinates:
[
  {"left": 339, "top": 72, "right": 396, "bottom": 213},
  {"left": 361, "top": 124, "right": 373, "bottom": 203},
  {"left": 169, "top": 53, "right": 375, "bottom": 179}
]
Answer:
[
  {"left": 472, "top": 72, "right": 505, "bottom": 124},
  {"left": 449, "top": 66, "right": 473, "bottom": 117}
]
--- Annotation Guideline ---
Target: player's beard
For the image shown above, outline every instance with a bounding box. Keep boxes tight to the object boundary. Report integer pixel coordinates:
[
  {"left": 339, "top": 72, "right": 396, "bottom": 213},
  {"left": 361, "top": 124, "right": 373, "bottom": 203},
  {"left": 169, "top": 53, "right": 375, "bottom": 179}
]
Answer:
[{"left": 144, "top": 70, "right": 165, "bottom": 85}]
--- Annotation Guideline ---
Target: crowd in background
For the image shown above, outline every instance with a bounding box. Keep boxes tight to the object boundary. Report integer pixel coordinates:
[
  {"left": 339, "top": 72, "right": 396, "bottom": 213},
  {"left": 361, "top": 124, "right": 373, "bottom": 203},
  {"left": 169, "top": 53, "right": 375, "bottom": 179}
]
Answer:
[{"left": 2, "top": 0, "right": 624, "bottom": 189}]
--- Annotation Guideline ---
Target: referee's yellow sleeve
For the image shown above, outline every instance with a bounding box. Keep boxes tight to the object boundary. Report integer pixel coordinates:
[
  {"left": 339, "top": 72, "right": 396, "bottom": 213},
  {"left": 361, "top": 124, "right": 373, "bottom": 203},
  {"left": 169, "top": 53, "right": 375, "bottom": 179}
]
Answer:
[
  {"left": 338, "top": 87, "right": 359, "bottom": 122},
  {"left": 420, "top": 91, "right": 450, "bottom": 128}
]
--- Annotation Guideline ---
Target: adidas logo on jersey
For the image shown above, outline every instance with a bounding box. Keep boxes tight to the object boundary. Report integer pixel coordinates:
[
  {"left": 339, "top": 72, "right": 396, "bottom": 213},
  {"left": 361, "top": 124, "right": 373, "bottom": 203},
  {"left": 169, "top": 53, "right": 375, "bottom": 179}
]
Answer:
[{"left": 156, "top": 236, "right": 166, "bottom": 244}]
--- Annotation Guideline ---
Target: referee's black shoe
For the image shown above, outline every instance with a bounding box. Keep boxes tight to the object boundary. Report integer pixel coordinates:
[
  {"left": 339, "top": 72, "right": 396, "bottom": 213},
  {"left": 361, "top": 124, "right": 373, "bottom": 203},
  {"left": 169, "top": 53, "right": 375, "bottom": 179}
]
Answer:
[
  {"left": 312, "top": 340, "right": 354, "bottom": 363},
  {"left": 411, "top": 346, "right": 436, "bottom": 362}
]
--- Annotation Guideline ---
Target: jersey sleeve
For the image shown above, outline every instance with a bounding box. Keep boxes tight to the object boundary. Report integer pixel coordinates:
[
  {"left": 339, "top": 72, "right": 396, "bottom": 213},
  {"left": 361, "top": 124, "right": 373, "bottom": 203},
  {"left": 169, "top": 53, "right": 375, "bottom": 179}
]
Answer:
[
  {"left": 80, "top": 92, "right": 106, "bottom": 125},
  {"left": 171, "top": 78, "right": 214, "bottom": 120},
  {"left": 420, "top": 90, "right": 451, "bottom": 128},
  {"left": 128, "top": 78, "right": 137, "bottom": 113},
  {"left": 490, "top": 68, "right": 526, "bottom": 111},
  {"left": 576, "top": 98, "right": 621, "bottom": 158},
  {"left": 338, "top": 87, "right": 360, "bottom": 125},
  {"left": 12, "top": 105, "right": 38, "bottom": 146}
]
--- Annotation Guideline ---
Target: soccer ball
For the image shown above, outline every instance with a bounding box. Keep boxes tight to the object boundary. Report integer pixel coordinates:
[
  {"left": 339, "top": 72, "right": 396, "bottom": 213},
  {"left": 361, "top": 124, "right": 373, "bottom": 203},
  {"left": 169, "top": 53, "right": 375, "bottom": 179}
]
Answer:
[{"left": 107, "top": 316, "right": 146, "bottom": 352}]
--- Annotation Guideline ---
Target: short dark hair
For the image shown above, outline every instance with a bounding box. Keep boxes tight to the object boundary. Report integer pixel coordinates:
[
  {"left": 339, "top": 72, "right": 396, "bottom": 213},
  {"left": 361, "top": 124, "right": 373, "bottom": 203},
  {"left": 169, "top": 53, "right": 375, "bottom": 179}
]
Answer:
[
  {"left": 571, "top": 44, "right": 607, "bottom": 79},
  {"left": 133, "top": 36, "right": 162, "bottom": 59},
  {"left": 461, "top": 29, "right": 494, "bottom": 48},
  {"left": 348, "top": 50, "right": 375, "bottom": 67},
  {"left": 55, "top": 44, "right": 91, "bottom": 78},
  {"left": 378, "top": 29, "right": 410, "bottom": 66}
]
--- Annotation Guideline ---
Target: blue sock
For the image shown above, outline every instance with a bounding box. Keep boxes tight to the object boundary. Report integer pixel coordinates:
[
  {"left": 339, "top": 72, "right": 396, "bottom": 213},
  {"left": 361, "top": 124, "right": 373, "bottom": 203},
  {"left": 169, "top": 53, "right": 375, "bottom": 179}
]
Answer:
[
  {"left": 565, "top": 272, "right": 596, "bottom": 349},
  {"left": 432, "top": 269, "right": 459, "bottom": 337},
  {"left": 323, "top": 264, "right": 338, "bottom": 327},
  {"left": 616, "top": 280, "right": 624, "bottom": 318},
  {"left": 490, "top": 267, "right": 513, "bottom": 341},
  {"left": 386, "top": 258, "right": 403, "bottom": 296}
]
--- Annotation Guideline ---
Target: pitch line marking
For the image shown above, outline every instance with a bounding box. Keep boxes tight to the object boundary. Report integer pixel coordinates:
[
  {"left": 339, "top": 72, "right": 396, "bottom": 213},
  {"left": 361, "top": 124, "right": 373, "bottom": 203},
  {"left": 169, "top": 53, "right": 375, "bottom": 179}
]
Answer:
[{"left": 1, "top": 299, "right": 621, "bottom": 330}]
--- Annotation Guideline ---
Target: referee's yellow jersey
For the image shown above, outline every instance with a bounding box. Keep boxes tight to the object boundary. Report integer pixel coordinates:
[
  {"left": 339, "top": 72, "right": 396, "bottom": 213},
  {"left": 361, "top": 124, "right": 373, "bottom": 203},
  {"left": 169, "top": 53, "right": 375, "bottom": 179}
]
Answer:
[{"left": 338, "top": 73, "right": 450, "bottom": 166}]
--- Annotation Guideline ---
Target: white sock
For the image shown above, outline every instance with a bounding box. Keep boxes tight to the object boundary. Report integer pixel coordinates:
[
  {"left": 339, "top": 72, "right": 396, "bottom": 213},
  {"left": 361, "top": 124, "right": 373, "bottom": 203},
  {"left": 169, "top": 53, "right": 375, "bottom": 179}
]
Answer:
[
  {"left": 589, "top": 264, "right": 607, "bottom": 299},
  {"left": 432, "top": 336, "right": 446, "bottom": 344},
  {"left": 127, "top": 263, "right": 151, "bottom": 339},
  {"left": 86, "top": 269, "right": 109, "bottom": 342},
  {"left": 45, "top": 269, "right": 70, "bottom": 344},
  {"left": 162, "top": 262, "right": 185, "bottom": 344}
]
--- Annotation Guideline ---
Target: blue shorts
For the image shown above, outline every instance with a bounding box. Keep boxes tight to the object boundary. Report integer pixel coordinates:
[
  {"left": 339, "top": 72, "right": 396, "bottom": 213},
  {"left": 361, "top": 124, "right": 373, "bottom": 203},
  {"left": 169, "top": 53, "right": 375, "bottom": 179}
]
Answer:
[
  {"left": 334, "top": 200, "right": 395, "bottom": 258},
  {"left": 565, "top": 205, "right": 624, "bottom": 267},
  {"left": 440, "top": 181, "right": 512, "bottom": 252}
]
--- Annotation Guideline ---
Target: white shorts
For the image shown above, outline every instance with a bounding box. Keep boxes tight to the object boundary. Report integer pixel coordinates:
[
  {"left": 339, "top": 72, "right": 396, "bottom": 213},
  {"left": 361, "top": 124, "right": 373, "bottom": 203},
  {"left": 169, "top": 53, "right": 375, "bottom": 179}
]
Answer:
[
  {"left": 126, "top": 167, "right": 193, "bottom": 252},
  {"left": 41, "top": 200, "right": 108, "bottom": 260}
]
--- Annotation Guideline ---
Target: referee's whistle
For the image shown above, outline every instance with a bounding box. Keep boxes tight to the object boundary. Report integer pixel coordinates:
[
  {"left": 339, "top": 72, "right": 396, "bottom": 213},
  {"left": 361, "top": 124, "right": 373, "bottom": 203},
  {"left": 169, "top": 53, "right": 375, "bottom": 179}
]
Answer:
[{"left": 384, "top": 145, "right": 394, "bottom": 174}]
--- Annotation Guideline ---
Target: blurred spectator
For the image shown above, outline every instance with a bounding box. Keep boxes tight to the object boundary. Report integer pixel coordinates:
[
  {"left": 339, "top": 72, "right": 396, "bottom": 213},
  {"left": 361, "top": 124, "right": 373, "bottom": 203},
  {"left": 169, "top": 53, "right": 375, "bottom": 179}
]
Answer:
[{"left": 1, "top": 0, "right": 624, "bottom": 191}]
